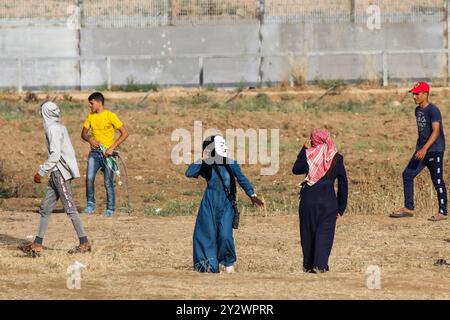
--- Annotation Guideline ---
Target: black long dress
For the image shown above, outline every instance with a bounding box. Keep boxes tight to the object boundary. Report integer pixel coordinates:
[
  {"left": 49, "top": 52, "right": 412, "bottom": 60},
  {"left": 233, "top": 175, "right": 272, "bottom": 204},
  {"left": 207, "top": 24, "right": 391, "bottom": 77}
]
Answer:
[{"left": 292, "top": 147, "right": 348, "bottom": 272}]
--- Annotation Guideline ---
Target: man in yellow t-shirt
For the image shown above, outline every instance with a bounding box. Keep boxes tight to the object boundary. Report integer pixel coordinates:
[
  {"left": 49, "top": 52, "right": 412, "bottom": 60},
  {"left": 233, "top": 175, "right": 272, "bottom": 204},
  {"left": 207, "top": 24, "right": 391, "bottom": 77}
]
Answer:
[{"left": 81, "top": 92, "right": 129, "bottom": 216}]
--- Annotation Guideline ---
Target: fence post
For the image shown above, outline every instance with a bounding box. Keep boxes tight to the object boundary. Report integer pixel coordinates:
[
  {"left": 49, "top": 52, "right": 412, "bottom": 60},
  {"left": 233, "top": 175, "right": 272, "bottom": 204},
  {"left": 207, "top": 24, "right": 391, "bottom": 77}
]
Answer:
[
  {"left": 76, "top": 0, "right": 83, "bottom": 28},
  {"left": 350, "top": 0, "right": 356, "bottom": 23},
  {"left": 257, "top": 0, "right": 266, "bottom": 84},
  {"left": 258, "top": 0, "right": 265, "bottom": 23},
  {"left": 17, "top": 58, "right": 23, "bottom": 93},
  {"left": 168, "top": 0, "right": 174, "bottom": 26},
  {"left": 382, "top": 51, "right": 388, "bottom": 87},
  {"left": 288, "top": 52, "right": 294, "bottom": 87},
  {"left": 106, "top": 56, "right": 112, "bottom": 90},
  {"left": 199, "top": 56, "right": 204, "bottom": 88},
  {"left": 78, "top": 56, "right": 82, "bottom": 91},
  {"left": 75, "top": 0, "right": 83, "bottom": 91}
]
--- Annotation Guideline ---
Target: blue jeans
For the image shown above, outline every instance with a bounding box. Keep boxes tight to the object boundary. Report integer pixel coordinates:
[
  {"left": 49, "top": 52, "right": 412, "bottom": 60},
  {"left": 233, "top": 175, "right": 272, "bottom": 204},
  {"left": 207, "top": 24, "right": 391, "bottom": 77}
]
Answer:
[
  {"left": 403, "top": 152, "right": 447, "bottom": 215},
  {"left": 86, "top": 151, "right": 115, "bottom": 211}
]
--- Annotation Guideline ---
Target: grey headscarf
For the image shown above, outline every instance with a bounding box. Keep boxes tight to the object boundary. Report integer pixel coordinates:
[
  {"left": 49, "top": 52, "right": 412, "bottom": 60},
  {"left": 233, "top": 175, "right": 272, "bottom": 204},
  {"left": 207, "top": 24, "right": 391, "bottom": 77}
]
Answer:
[
  {"left": 37, "top": 101, "right": 80, "bottom": 180},
  {"left": 40, "top": 101, "right": 60, "bottom": 131}
]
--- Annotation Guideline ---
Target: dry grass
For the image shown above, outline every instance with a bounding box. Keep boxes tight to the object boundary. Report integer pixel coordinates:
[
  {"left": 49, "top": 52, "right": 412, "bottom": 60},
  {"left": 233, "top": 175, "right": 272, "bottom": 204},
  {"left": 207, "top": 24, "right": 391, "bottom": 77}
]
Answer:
[
  {"left": 0, "top": 213, "right": 449, "bottom": 299},
  {"left": 0, "top": 86, "right": 450, "bottom": 299}
]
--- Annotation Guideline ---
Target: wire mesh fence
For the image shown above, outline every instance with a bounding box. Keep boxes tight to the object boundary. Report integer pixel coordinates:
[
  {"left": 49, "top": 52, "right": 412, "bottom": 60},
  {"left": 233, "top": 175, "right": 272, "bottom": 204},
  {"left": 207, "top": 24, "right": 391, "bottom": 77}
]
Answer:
[
  {"left": 82, "top": 0, "right": 258, "bottom": 27},
  {"left": 264, "top": 0, "right": 447, "bottom": 24},
  {"left": 354, "top": 0, "right": 447, "bottom": 24},
  {"left": 0, "top": 0, "right": 448, "bottom": 27}
]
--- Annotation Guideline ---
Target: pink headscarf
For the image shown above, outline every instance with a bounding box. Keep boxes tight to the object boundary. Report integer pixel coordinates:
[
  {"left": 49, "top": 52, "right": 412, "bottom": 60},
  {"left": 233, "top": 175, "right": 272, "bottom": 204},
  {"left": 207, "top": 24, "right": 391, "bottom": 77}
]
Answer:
[{"left": 305, "top": 128, "right": 338, "bottom": 186}]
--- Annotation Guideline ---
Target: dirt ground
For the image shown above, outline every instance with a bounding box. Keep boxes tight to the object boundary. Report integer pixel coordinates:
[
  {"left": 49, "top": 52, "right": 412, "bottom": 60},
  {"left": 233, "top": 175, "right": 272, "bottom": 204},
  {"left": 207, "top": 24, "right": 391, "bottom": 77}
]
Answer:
[
  {"left": 0, "top": 86, "right": 449, "bottom": 299},
  {"left": 0, "top": 211, "right": 449, "bottom": 299}
]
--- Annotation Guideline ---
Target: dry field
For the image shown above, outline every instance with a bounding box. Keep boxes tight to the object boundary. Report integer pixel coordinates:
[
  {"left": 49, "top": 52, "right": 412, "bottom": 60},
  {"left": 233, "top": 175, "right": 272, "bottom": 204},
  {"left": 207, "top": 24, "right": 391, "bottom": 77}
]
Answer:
[{"left": 0, "top": 85, "right": 449, "bottom": 299}]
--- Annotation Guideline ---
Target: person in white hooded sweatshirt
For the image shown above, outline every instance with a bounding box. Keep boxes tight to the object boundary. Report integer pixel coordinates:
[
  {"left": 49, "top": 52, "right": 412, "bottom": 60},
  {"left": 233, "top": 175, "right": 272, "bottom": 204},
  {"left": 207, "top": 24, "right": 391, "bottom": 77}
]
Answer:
[{"left": 19, "top": 101, "right": 92, "bottom": 256}]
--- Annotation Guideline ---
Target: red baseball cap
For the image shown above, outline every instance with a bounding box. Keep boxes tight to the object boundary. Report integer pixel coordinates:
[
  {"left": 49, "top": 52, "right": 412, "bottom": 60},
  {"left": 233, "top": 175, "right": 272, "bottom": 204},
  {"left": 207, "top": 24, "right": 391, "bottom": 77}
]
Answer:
[{"left": 409, "top": 81, "right": 430, "bottom": 93}]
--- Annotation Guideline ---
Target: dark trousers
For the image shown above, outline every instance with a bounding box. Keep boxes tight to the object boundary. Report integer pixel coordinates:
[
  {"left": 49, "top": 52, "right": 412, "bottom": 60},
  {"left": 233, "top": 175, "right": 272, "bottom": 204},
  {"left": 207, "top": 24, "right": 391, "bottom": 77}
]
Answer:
[
  {"left": 402, "top": 152, "right": 447, "bottom": 215},
  {"left": 299, "top": 205, "right": 336, "bottom": 272}
]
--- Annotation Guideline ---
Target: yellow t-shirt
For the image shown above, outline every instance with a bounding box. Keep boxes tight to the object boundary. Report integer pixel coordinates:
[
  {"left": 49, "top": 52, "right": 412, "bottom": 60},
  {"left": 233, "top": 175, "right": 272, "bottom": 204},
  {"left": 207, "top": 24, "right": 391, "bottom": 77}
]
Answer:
[{"left": 83, "top": 110, "right": 123, "bottom": 148}]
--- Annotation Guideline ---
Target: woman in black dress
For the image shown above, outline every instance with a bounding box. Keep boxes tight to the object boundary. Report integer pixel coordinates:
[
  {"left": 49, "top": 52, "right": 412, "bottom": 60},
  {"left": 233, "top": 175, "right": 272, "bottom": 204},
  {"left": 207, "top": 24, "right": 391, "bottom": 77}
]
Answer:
[{"left": 292, "top": 128, "right": 348, "bottom": 273}]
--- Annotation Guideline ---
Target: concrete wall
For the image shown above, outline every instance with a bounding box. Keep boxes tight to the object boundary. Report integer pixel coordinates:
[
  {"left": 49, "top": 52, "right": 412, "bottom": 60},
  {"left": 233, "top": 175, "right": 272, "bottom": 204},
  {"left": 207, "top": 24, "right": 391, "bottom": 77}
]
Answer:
[
  {"left": 388, "top": 53, "right": 447, "bottom": 81},
  {"left": 260, "top": 22, "right": 446, "bottom": 82},
  {"left": 110, "top": 57, "right": 200, "bottom": 86},
  {"left": 0, "top": 59, "right": 18, "bottom": 88},
  {"left": 80, "top": 24, "right": 260, "bottom": 86},
  {"left": 0, "top": 21, "right": 447, "bottom": 90},
  {"left": 0, "top": 27, "right": 78, "bottom": 58},
  {"left": 0, "top": 27, "right": 79, "bottom": 89}
]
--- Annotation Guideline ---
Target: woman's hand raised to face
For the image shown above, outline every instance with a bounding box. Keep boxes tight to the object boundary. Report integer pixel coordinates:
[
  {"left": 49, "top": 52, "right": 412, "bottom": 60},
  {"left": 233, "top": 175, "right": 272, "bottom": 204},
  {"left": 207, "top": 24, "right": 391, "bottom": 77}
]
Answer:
[{"left": 304, "top": 139, "right": 311, "bottom": 149}]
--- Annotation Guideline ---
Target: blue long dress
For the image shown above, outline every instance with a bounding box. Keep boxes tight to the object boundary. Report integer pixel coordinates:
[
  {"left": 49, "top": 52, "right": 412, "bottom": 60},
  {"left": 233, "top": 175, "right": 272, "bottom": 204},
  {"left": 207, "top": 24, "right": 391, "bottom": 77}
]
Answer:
[
  {"left": 292, "top": 147, "right": 348, "bottom": 272},
  {"left": 186, "top": 159, "right": 255, "bottom": 273}
]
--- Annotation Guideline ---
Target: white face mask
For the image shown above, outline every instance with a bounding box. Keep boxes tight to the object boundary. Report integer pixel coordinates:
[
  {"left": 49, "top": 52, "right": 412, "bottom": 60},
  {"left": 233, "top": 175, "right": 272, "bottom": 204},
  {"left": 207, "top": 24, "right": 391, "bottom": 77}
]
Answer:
[{"left": 214, "top": 136, "right": 228, "bottom": 158}]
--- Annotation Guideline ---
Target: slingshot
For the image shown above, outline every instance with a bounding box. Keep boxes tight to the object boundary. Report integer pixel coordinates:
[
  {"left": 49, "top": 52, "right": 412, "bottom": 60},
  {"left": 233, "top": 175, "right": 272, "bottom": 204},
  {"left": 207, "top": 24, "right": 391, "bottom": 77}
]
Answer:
[{"left": 98, "top": 145, "right": 132, "bottom": 213}]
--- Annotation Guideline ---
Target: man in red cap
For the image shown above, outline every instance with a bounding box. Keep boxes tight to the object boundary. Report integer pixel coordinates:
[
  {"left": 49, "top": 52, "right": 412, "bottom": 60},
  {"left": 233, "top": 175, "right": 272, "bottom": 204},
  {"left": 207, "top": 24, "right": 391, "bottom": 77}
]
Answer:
[{"left": 390, "top": 82, "right": 447, "bottom": 221}]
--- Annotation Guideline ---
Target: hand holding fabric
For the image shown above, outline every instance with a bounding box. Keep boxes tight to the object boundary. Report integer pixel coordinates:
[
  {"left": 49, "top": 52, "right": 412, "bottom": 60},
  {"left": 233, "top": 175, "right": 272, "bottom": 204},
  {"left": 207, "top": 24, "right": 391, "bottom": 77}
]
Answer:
[
  {"left": 105, "top": 147, "right": 114, "bottom": 157},
  {"left": 34, "top": 173, "right": 42, "bottom": 184}
]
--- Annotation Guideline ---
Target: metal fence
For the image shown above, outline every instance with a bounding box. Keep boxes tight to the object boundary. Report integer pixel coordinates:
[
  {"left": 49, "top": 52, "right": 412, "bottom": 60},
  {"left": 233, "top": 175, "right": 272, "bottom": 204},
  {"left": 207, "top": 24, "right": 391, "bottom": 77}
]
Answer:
[
  {"left": 1, "top": 0, "right": 449, "bottom": 90},
  {"left": 0, "top": 0, "right": 447, "bottom": 27},
  {"left": 6, "top": 48, "right": 450, "bottom": 92},
  {"left": 82, "top": 0, "right": 258, "bottom": 27},
  {"left": 0, "top": 0, "right": 72, "bottom": 19},
  {"left": 264, "top": 0, "right": 447, "bottom": 24}
]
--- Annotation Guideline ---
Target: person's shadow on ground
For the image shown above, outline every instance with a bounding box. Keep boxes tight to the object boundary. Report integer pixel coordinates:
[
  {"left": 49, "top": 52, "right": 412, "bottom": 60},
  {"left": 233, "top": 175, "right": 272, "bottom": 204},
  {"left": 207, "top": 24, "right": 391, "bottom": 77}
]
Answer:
[
  {"left": 0, "top": 234, "right": 60, "bottom": 256},
  {"left": 31, "top": 207, "right": 85, "bottom": 214},
  {"left": 0, "top": 234, "right": 28, "bottom": 247}
]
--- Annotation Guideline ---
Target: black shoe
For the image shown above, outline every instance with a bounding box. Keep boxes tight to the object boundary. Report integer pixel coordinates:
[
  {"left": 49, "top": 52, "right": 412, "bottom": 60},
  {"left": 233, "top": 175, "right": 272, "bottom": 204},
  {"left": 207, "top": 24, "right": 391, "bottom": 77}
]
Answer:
[{"left": 434, "top": 259, "right": 449, "bottom": 266}]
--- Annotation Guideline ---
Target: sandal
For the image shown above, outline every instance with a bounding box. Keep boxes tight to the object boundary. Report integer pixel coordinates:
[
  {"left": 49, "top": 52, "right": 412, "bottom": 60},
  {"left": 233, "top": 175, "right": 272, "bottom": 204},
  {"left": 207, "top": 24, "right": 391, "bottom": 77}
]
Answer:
[
  {"left": 428, "top": 214, "right": 448, "bottom": 222},
  {"left": 434, "top": 259, "right": 450, "bottom": 266},
  {"left": 389, "top": 208, "right": 415, "bottom": 218}
]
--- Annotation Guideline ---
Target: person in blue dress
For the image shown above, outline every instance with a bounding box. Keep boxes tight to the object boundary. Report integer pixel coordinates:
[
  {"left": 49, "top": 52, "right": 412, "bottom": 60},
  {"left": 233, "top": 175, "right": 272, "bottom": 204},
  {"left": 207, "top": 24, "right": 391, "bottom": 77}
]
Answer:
[
  {"left": 185, "top": 135, "right": 264, "bottom": 273},
  {"left": 292, "top": 128, "right": 348, "bottom": 273}
]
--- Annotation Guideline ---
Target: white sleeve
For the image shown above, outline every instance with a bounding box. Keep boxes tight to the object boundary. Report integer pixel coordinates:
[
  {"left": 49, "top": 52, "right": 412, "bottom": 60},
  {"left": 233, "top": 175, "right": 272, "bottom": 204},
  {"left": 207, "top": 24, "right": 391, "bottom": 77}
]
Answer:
[{"left": 38, "top": 127, "right": 62, "bottom": 176}]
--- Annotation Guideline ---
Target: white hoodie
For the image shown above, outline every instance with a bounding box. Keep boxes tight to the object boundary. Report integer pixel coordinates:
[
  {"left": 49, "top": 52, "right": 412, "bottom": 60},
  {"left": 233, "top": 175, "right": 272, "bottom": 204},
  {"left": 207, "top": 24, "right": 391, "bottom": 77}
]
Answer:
[{"left": 38, "top": 101, "right": 80, "bottom": 180}]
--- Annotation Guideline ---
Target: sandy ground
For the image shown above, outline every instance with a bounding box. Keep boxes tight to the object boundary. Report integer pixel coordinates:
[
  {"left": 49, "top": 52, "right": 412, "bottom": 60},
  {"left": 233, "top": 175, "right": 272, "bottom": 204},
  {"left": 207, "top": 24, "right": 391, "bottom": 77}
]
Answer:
[
  {"left": 0, "top": 210, "right": 449, "bottom": 300},
  {"left": 1, "top": 87, "right": 450, "bottom": 299}
]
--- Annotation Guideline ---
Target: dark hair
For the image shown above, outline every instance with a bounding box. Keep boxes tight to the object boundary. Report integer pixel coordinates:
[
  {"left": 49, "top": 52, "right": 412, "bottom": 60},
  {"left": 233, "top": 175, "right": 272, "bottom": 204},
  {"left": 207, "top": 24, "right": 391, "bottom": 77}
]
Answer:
[
  {"left": 88, "top": 92, "right": 105, "bottom": 104},
  {"left": 203, "top": 135, "right": 217, "bottom": 157},
  {"left": 200, "top": 135, "right": 232, "bottom": 181}
]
